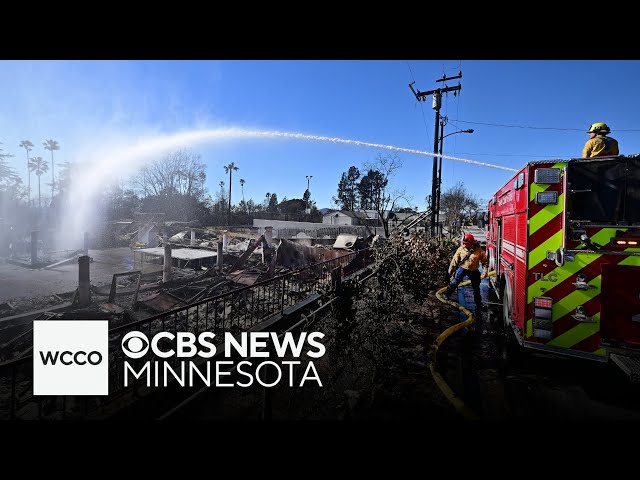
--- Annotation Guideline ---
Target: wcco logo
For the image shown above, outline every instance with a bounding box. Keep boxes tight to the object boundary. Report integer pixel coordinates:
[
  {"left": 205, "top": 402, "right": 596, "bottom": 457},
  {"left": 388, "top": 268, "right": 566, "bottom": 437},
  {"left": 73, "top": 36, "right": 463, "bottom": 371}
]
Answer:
[
  {"left": 39, "top": 350, "right": 103, "bottom": 366},
  {"left": 33, "top": 320, "right": 109, "bottom": 396}
]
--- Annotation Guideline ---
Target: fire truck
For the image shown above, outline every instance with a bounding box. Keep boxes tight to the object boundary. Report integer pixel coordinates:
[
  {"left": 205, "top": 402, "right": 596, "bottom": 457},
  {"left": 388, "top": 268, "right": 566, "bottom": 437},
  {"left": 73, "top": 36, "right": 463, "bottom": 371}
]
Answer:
[{"left": 486, "top": 154, "right": 640, "bottom": 376}]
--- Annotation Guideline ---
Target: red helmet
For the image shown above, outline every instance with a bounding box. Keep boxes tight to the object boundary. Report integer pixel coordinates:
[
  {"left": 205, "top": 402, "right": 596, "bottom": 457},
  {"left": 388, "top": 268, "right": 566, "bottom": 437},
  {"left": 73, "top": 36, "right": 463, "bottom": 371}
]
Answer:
[{"left": 463, "top": 233, "right": 475, "bottom": 244}]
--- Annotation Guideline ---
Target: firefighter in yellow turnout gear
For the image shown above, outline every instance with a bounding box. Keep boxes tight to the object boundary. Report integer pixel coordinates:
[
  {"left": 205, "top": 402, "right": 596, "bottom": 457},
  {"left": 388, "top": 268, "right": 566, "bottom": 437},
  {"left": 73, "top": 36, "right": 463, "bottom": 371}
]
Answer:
[
  {"left": 445, "top": 233, "right": 489, "bottom": 313},
  {"left": 582, "top": 122, "right": 619, "bottom": 158}
]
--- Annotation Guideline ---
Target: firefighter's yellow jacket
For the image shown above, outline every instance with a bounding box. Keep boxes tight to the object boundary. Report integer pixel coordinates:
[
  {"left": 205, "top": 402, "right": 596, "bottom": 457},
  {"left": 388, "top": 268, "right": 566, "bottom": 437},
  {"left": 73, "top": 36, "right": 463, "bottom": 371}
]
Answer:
[
  {"left": 582, "top": 135, "right": 619, "bottom": 158},
  {"left": 448, "top": 244, "right": 488, "bottom": 274}
]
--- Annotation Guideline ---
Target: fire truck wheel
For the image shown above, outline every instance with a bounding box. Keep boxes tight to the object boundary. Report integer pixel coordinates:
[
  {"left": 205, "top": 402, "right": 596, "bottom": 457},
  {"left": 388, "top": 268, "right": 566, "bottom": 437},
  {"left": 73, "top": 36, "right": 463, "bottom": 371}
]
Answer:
[
  {"left": 499, "top": 289, "right": 524, "bottom": 367},
  {"left": 487, "top": 286, "right": 500, "bottom": 329},
  {"left": 499, "top": 289, "right": 515, "bottom": 365},
  {"left": 502, "top": 289, "right": 511, "bottom": 332}
]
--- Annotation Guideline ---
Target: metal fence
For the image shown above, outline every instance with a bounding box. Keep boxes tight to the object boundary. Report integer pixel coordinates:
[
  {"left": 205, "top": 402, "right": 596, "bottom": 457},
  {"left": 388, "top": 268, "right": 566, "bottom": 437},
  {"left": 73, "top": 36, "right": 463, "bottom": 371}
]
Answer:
[{"left": 0, "top": 247, "right": 374, "bottom": 420}]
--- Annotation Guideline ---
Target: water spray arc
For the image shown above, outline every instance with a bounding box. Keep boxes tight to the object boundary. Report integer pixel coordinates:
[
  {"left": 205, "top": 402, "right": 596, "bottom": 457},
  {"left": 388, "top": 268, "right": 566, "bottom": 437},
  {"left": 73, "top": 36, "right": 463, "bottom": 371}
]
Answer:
[
  {"left": 58, "top": 127, "right": 517, "bottom": 251},
  {"left": 254, "top": 130, "right": 518, "bottom": 173}
]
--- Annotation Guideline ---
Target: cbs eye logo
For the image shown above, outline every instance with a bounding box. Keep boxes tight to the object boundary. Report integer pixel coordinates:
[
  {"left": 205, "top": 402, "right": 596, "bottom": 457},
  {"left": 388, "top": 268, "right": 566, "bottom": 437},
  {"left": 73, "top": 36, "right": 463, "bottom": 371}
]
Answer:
[{"left": 121, "top": 331, "right": 149, "bottom": 359}]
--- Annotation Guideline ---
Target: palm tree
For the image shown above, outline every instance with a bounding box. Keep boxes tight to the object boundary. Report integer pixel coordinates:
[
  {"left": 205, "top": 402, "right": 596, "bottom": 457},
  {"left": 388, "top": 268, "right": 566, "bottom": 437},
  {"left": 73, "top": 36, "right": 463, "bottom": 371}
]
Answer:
[
  {"left": 19, "top": 140, "right": 34, "bottom": 206},
  {"left": 43, "top": 139, "right": 60, "bottom": 202},
  {"left": 240, "top": 178, "right": 246, "bottom": 212},
  {"left": 224, "top": 162, "right": 239, "bottom": 225},
  {"left": 29, "top": 156, "right": 49, "bottom": 209}
]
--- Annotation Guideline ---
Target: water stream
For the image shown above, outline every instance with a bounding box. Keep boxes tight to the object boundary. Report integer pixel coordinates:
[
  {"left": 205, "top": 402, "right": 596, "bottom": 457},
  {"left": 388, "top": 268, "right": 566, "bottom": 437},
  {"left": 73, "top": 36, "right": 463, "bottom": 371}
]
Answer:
[{"left": 60, "top": 127, "right": 518, "bottom": 246}]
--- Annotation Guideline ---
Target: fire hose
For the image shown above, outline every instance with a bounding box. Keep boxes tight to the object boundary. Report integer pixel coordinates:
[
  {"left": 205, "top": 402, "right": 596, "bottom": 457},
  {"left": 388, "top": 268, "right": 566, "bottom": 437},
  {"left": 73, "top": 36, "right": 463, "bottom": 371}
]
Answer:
[{"left": 430, "top": 270, "right": 496, "bottom": 420}]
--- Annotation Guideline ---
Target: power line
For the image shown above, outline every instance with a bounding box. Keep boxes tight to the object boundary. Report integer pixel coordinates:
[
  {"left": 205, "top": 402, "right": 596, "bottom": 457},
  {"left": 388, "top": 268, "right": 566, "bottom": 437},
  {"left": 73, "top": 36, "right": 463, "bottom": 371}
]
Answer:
[
  {"left": 447, "top": 118, "right": 464, "bottom": 131},
  {"left": 448, "top": 61, "right": 464, "bottom": 181},
  {"left": 451, "top": 79, "right": 462, "bottom": 180},
  {"left": 454, "top": 120, "right": 640, "bottom": 131},
  {"left": 406, "top": 61, "right": 432, "bottom": 149},
  {"left": 440, "top": 60, "right": 462, "bottom": 74}
]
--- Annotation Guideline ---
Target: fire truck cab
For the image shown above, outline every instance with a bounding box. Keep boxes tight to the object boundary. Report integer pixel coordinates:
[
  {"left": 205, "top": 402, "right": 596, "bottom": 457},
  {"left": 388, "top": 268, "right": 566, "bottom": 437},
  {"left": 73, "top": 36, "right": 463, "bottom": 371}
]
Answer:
[{"left": 486, "top": 154, "right": 640, "bottom": 376}]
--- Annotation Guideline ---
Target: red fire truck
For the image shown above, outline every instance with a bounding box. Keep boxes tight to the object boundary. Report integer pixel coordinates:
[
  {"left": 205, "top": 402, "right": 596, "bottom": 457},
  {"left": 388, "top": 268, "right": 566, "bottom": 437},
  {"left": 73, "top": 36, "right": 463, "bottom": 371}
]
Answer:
[{"left": 486, "top": 154, "right": 640, "bottom": 376}]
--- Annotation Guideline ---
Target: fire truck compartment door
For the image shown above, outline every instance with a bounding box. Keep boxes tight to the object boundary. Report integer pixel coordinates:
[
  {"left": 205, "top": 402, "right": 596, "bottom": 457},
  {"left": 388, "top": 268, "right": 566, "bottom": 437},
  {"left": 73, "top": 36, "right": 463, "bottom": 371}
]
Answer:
[{"left": 601, "top": 264, "right": 640, "bottom": 348}]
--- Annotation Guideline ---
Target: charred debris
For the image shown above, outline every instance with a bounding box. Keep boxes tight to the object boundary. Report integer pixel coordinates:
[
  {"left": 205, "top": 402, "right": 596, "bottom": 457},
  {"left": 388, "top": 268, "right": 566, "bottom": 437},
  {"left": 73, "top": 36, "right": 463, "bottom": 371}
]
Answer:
[{"left": 0, "top": 223, "right": 377, "bottom": 360}]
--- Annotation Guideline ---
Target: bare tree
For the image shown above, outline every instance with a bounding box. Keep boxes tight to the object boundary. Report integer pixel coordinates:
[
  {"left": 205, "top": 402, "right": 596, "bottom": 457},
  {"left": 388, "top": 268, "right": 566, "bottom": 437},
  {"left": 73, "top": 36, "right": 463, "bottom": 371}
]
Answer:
[
  {"left": 0, "top": 146, "right": 18, "bottom": 185},
  {"left": 360, "top": 153, "right": 411, "bottom": 238},
  {"left": 132, "top": 149, "right": 206, "bottom": 199},
  {"left": 439, "top": 181, "right": 479, "bottom": 237}
]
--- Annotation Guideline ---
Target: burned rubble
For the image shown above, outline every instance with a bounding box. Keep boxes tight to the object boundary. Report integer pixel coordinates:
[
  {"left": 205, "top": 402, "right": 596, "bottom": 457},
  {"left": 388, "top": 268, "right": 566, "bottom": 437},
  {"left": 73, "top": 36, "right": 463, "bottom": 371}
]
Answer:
[{"left": 0, "top": 225, "right": 375, "bottom": 420}]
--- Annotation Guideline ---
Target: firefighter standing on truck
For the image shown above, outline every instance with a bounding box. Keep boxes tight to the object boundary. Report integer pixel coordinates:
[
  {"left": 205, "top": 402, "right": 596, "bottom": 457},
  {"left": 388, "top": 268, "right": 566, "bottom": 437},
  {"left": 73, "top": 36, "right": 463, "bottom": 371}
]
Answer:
[
  {"left": 445, "top": 233, "right": 489, "bottom": 314},
  {"left": 582, "top": 122, "right": 619, "bottom": 158}
]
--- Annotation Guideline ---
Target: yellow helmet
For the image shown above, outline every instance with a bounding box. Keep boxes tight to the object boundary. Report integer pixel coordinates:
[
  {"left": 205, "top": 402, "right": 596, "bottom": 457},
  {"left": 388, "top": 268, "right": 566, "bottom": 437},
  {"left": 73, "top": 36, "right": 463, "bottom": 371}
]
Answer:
[{"left": 586, "top": 122, "right": 611, "bottom": 134}]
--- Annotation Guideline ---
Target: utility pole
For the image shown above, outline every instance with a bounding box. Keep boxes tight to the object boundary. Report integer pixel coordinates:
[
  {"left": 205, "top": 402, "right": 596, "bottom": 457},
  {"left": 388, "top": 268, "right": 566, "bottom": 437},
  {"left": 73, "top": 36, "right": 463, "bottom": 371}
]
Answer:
[
  {"left": 409, "top": 71, "right": 462, "bottom": 237},
  {"left": 436, "top": 116, "right": 447, "bottom": 233}
]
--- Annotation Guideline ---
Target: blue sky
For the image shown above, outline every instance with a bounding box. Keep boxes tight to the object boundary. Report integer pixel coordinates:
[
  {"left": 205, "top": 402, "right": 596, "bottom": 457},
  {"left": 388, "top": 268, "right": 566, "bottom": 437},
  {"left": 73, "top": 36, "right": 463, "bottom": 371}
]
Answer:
[{"left": 2, "top": 60, "right": 640, "bottom": 211}]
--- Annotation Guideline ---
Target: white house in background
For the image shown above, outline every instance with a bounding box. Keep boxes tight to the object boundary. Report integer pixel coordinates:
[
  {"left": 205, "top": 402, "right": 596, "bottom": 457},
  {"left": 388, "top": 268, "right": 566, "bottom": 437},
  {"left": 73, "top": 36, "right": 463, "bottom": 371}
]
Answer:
[
  {"left": 323, "top": 210, "right": 359, "bottom": 225},
  {"left": 322, "top": 209, "right": 424, "bottom": 227}
]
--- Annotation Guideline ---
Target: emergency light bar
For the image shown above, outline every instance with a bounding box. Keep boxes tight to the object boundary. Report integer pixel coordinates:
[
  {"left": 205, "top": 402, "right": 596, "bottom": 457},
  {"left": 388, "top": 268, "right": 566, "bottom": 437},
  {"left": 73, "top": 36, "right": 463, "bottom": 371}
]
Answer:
[{"left": 534, "top": 168, "right": 561, "bottom": 184}]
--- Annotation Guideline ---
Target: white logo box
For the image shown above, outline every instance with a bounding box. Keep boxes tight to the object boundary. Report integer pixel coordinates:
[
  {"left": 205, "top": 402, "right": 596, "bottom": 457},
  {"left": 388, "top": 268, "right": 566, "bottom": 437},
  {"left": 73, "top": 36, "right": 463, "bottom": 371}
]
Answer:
[{"left": 33, "top": 320, "right": 109, "bottom": 396}]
